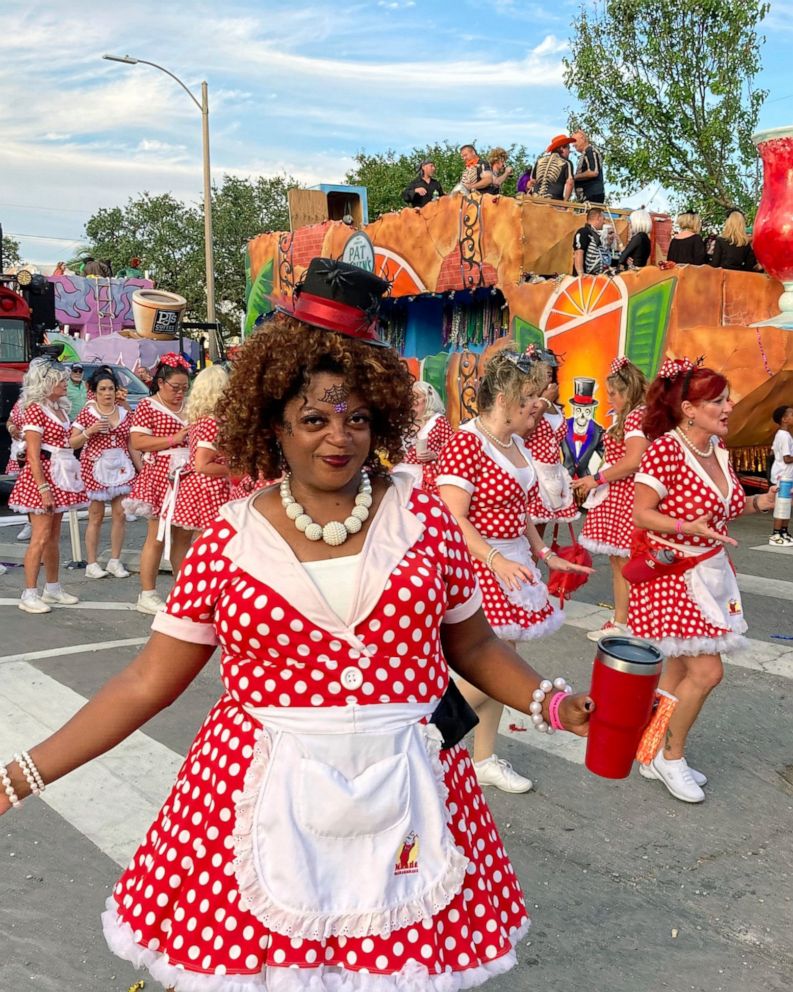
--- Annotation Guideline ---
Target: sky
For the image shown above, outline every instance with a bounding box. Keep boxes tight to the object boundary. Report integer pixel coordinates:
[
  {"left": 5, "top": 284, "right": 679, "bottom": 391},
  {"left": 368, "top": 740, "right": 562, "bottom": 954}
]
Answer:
[{"left": 3, "top": 0, "right": 793, "bottom": 266}]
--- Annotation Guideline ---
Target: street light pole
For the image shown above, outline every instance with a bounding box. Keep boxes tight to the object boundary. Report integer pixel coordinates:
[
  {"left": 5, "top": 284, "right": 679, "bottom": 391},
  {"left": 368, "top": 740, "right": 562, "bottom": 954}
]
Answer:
[{"left": 103, "top": 54, "right": 218, "bottom": 358}]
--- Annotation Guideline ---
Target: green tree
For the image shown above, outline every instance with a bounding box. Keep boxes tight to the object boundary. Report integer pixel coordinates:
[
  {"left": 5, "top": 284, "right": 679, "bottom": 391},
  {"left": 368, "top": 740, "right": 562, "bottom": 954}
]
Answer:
[
  {"left": 345, "top": 141, "right": 535, "bottom": 219},
  {"left": 83, "top": 174, "right": 299, "bottom": 336},
  {"left": 2, "top": 233, "right": 22, "bottom": 270},
  {"left": 563, "top": 0, "right": 769, "bottom": 220}
]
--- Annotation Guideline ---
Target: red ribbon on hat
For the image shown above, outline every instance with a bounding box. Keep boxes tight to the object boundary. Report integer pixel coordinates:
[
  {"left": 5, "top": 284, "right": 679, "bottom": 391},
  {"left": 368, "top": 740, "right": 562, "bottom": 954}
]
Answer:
[
  {"left": 158, "top": 353, "right": 191, "bottom": 371},
  {"left": 609, "top": 356, "right": 630, "bottom": 375},
  {"left": 290, "top": 292, "right": 382, "bottom": 344}
]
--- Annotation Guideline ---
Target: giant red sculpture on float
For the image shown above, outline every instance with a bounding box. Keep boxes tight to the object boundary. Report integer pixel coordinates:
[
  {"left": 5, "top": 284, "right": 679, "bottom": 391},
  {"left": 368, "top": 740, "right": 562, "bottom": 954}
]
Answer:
[{"left": 753, "top": 125, "right": 793, "bottom": 328}]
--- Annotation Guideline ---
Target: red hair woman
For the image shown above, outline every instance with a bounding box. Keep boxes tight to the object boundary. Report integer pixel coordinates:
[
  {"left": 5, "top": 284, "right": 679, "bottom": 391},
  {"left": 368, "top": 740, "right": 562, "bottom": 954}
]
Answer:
[{"left": 629, "top": 358, "right": 776, "bottom": 803}]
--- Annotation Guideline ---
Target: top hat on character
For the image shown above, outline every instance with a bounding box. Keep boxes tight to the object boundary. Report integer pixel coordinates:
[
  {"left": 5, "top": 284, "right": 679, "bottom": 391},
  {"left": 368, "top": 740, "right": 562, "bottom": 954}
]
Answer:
[
  {"left": 277, "top": 257, "right": 391, "bottom": 347},
  {"left": 569, "top": 377, "right": 599, "bottom": 406}
]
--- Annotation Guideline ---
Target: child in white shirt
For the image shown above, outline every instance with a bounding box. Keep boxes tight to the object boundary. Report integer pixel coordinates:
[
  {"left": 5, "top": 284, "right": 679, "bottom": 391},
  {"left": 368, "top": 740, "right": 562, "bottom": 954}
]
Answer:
[{"left": 769, "top": 405, "right": 793, "bottom": 546}]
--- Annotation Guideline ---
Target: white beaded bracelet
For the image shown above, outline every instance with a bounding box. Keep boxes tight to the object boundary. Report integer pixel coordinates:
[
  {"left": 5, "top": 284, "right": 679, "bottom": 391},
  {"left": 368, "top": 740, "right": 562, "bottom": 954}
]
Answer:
[
  {"left": 21, "top": 751, "right": 45, "bottom": 793},
  {"left": 0, "top": 763, "right": 22, "bottom": 808},
  {"left": 529, "top": 677, "right": 572, "bottom": 734},
  {"left": 14, "top": 752, "right": 44, "bottom": 797}
]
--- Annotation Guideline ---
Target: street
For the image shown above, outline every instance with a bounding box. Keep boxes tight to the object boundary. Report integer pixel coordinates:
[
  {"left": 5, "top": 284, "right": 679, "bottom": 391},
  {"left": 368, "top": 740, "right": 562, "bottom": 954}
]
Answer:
[{"left": 1, "top": 510, "right": 792, "bottom": 992}]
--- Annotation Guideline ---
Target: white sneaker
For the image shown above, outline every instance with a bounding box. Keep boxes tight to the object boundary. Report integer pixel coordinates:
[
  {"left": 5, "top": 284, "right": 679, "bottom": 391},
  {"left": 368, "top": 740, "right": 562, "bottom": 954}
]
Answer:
[
  {"left": 19, "top": 594, "right": 51, "bottom": 615},
  {"left": 586, "top": 619, "right": 631, "bottom": 642},
  {"left": 41, "top": 588, "right": 79, "bottom": 606},
  {"left": 136, "top": 590, "right": 166, "bottom": 615},
  {"left": 474, "top": 755, "right": 533, "bottom": 794},
  {"left": 85, "top": 563, "right": 108, "bottom": 579},
  {"left": 16, "top": 524, "right": 32, "bottom": 541},
  {"left": 125, "top": 512, "right": 138, "bottom": 523},
  {"left": 768, "top": 532, "right": 793, "bottom": 546},
  {"left": 106, "top": 559, "right": 130, "bottom": 578},
  {"left": 649, "top": 753, "right": 705, "bottom": 803},
  {"left": 0, "top": 563, "right": 6, "bottom": 576},
  {"left": 639, "top": 757, "right": 707, "bottom": 787}
]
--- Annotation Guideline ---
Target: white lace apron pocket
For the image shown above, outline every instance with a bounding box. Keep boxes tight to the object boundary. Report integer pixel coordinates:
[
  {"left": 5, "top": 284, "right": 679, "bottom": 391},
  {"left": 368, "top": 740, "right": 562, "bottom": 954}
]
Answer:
[
  {"left": 685, "top": 550, "right": 746, "bottom": 635},
  {"left": 233, "top": 705, "right": 468, "bottom": 941},
  {"left": 583, "top": 463, "right": 611, "bottom": 510},
  {"left": 93, "top": 448, "right": 135, "bottom": 488},
  {"left": 534, "top": 460, "right": 570, "bottom": 510},
  {"left": 491, "top": 535, "right": 551, "bottom": 612},
  {"left": 167, "top": 446, "right": 189, "bottom": 475},
  {"left": 47, "top": 448, "right": 83, "bottom": 493}
]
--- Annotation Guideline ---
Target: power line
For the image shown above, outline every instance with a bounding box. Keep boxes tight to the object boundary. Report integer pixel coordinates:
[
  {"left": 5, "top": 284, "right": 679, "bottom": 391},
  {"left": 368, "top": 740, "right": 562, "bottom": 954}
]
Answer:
[
  {"left": 0, "top": 201, "right": 87, "bottom": 214},
  {"left": 6, "top": 232, "right": 84, "bottom": 244}
]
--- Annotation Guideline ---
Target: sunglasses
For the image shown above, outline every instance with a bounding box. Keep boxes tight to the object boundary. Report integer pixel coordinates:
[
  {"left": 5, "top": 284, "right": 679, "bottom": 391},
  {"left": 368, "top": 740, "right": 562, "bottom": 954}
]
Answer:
[{"left": 163, "top": 381, "right": 189, "bottom": 392}]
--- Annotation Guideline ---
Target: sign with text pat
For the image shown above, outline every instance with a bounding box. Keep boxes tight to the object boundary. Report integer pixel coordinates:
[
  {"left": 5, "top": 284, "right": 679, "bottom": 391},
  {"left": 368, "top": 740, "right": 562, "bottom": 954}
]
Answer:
[{"left": 342, "top": 232, "right": 375, "bottom": 273}]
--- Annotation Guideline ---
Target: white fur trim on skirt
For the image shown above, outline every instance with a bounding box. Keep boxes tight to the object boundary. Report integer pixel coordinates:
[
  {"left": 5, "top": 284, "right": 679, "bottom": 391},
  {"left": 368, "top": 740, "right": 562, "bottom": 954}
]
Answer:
[
  {"left": 9, "top": 500, "right": 88, "bottom": 516},
  {"left": 87, "top": 484, "right": 132, "bottom": 502},
  {"left": 492, "top": 605, "right": 565, "bottom": 642},
  {"left": 102, "top": 896, "right": 529, "bottom": 992},
  {"left": 644, "top": 632, "right": 750, "bottom": 659},
  {"left": 578, "top": 536, "right": 630, "bottom": 558},
  {"left": 122, "top": 496, "right": 157, "bottom": 519}
]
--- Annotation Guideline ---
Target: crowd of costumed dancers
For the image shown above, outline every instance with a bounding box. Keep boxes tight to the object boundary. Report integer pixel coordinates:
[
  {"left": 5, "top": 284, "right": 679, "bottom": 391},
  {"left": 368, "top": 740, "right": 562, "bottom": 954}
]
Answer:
[{"left": 0, "top": 257, "right": 780, "bottom": 992}]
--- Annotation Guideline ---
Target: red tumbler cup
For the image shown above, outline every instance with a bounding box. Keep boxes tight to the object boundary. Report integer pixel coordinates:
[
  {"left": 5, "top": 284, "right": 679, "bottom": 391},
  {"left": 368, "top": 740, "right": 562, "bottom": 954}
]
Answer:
[{"left": 585, "top": 635, "right": 663, "bottom": 779}]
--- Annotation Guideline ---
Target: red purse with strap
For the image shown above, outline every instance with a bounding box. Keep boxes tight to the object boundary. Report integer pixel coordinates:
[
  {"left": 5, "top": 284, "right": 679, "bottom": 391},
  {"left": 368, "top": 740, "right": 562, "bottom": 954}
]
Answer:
[
  {"left": 546, "top": 523, "right": 592, "bottom": 605},
  {"left": 622, "top": 529, "right": 721, "bottom": 585}
]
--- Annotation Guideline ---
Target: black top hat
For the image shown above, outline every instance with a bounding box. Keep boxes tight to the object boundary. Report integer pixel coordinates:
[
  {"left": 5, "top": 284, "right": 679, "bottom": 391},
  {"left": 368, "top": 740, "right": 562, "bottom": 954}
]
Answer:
[
  {"left": 280, "top": 257, "right": 391, "bottom": 347},
  {"left": 569, "top": 377, "right": 598, "bottom": 406}
]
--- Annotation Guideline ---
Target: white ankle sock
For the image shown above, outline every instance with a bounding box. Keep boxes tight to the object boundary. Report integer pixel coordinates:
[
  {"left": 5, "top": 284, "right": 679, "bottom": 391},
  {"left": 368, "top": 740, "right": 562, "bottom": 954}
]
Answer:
[
  {"left": 45, "top": 582, "right": 62, "bottom": 594},
  {"left": 22, "top": 588, "right": 39, "bottom": 601}
]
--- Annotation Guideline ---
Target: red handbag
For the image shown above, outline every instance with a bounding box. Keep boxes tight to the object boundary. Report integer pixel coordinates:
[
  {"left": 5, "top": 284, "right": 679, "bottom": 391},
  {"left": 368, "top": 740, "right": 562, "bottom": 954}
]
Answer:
[{"left": 546, "top": 523, "right": 593, "bottom": 605}]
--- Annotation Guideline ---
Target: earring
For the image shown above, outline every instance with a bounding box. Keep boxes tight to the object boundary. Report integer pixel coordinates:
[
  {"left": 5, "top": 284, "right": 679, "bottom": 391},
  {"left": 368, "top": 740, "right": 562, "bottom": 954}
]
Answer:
[
  {"left": 687, "top": 419, "right": 694, "bottom": 427},
  {"left": 505, "top": 417, "right": 512, "bottom": 425}
]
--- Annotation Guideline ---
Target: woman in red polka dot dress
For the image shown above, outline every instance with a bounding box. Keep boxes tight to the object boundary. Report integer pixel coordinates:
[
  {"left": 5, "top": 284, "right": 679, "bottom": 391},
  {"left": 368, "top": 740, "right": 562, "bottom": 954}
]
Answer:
[
  {"left": 4, "top": 396, "right": 26, "bottom": 478},
  {"left": 525, "top": 355, "right": 579, "bottom": 528},
  {"left": 437, "top": 351, "right": 592, "bottom": 795},
  {"left": 629, "top": 358, "right": 776, "bottom": 804},
  {"left": 9, "top": 358, "right": 86, "bottom": 613},
  {"left": 124, "top": 355, "right": 192, "bottom": 616},
  {"left": 0, "top": 259, "right": 593, "bottom": 992},
  {"left": 574, "top": 358, "right": 648, "bottom": 641},
  {"left": 163, "top": 365, "right": 231, "bottom": 576},
  {"left": 402, "top": 381, "right": 454, "bottom": 494}
]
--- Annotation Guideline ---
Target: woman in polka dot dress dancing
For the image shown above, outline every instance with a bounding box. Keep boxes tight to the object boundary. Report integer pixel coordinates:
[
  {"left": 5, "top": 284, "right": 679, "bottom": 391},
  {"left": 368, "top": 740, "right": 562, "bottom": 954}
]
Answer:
[
  {"left": 0, "top": 259, "right": 593, "bottom": 992},
  {"left": 437, "top": 351, "right": 593, "bottom": 795},
  {"left": 402, "top": 381, "right": 454, "bottom": 494},
  {"left": 573, "top": 358, "right": 648, "bottom": 641},
  {"left": 629, "top": 358, "right": 776, "bottom": 804},
  {"left": 161, "top": 364, "right": 231, "bottom": 576}
]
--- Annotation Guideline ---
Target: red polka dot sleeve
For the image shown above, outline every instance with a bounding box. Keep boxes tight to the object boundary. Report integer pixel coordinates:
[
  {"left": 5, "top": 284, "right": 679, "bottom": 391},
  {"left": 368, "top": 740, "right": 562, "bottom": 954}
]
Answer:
[
  {"left": 624, "top": 405, "right": 647, "bottom": 440},
  {"left": 194, "top": 416, "right": 219, "bottom": 450},
  {"left": 74, "top": 407, "right": 92, "bottom": 431},
  {"left": 435, "top": 430, "right": 482, "bottom": 496},
  {"left": 22, "top": 403, "right": 47, "bottom": 435},
  {"left": 635, "top": 433, "right": 683, "bottom": 499},
  {"left": 150, "top": 519, "right": 237, "bottom": 646},
  {"left": 434, "top": 502, "right": 482, "bottom": 623},
  {"left": 129, "top": 398, "right": 155, "bottom": 436}
]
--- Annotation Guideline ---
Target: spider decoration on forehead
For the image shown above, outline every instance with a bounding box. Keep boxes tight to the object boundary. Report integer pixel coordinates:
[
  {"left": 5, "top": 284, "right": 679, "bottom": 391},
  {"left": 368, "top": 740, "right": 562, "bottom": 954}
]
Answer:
[{"left": 320, "top": 383, "right": 351, "bottom": 413}]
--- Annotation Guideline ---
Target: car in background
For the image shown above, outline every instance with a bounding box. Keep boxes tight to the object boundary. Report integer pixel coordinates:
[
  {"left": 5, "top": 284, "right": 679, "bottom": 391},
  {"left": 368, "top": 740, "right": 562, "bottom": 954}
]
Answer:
[{"left": 61, "top": 362, "right": 150, "bottom": 412}]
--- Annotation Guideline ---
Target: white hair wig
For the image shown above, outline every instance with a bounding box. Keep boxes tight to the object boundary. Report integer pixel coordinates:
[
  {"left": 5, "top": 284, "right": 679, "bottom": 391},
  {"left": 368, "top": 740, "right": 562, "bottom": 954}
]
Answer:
[
  {"left": 184, "top": 363, "right": 230, "bottom": 423},
  {"left": 22, "top": 359, "right": 70, "bottom": 412},
  {"left": 629, "top": 209, "right": 652, "bottom": 235},
  {"left": 413, "top": 380, "right": 446, "bottom": 420}
]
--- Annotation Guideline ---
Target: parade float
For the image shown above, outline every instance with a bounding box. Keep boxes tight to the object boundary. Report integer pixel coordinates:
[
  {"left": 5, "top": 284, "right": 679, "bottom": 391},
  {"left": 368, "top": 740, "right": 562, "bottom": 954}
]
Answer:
[{"left": 245, "top": 159, "right": 793, "bottom": 476}]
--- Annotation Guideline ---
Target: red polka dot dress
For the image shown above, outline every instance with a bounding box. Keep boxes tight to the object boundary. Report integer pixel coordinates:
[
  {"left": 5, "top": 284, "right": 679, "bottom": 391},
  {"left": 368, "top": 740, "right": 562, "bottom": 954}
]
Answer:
[
  {"left": 4, "top": 399, "right": 25, "bottom": 477},
  {"left": 628, "top": 432, "right": 748, "bottom": 658},
  {"left": 580, "top": 406, "right": 646, "bottom": 557},
  {"left": 436, "top": 421, "right": 562, "bottom": 641},
  {"left": 227, "top": 474, "right": 279, "bottom": 503},
  {"left": 9, "top": 403, "right": 87, "bottom": 514},
  {"left": 168, "top": 417, "right": 231, "bottom": 531},
  {"left": 526, "top": 412, "right": 579, "bottom": 523},
  {"left": 74, "top": 402, "right": 135, "bottom": 501},
  {"left": 102, "top": 480, "right": 530, "bottom": 991},
  {"left": 123, "top": 397, "right": 188, "bottom": 518},
  {"left": 403, "top": 414, "right": 455, "bottom": 495}
]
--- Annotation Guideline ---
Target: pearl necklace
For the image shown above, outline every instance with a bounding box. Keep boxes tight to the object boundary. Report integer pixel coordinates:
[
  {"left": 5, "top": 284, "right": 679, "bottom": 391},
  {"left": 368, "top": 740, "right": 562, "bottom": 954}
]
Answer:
[
  {"left": 476, "top": 417, "right": 514, "bottom": 450},
  {"left": 280, "top": 471, "right": 373, "bottom": 546},
  {"left": 675, "top": 427, "right": 713, "bottom": 458}
]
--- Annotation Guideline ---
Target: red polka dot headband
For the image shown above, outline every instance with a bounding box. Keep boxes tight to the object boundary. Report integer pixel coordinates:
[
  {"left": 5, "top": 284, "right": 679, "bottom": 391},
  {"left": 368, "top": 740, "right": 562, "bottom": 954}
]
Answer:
[
  {"left": 157, "top": 352, "right": 191, "bottom": 372},
  {"left": 609, "top": 356, "right": 630, "bottom": 375},
  {"left": 657, "top": 356, "right": 703, "bottom": 382}
]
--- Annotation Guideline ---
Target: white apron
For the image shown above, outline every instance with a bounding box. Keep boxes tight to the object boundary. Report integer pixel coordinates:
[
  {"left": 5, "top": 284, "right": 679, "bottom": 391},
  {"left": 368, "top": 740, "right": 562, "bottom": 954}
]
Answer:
[
  {"left": 233, "top": 702, "right": 468, "bottom": 942},
  {"left": 685, "top": 549, "right": 746, "bottom": 634},
  {"left": 156, "top": 452, "right": 189, "bottom": 559},
  {"left": 534, "top": 460, "right": 572, "bottom": 511},
  {"left": 582, "top": 462, "right": 611, "bottom": 510},
  {"left": 10, "top": 438, "right": 26, "bottom": 462},
  {"left": 490, "top": 535, "right": 550, "bottom": 612},
  {"left": 43, "top": 445, "right": 83, "bottom": 493},
  {"left": 92, "top": 448, "right": 135, "bottom": 488}
]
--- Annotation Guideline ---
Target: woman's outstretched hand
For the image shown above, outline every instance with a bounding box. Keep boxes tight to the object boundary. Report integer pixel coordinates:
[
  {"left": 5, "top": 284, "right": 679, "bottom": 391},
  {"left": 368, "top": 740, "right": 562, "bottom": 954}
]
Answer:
[{"left": 559, "top": 692, "right": 595, "bottom": 737}]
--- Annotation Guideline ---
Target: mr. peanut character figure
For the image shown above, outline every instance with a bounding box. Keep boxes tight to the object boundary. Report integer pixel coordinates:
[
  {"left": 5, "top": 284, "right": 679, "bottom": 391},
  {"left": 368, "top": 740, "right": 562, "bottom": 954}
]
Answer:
[{"left": 561, "top": 377, "right": 604, "bottom": 478}]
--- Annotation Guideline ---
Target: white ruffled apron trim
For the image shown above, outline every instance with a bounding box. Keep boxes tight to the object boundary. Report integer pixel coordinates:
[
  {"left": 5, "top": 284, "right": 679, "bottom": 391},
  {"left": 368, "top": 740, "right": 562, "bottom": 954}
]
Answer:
[
  {"left": 42, "top": 444, "right": 83, "bottom": 493},
  {"left": 157, "top": 456, "right": 189, "bottom": 560},
  {"left": 532, "top": 460, "right": 571, "bottom": 511},
  {"left": 91, "top": 447, "right": 135, "bottom": 488},
  {"left": 488, "top": 536, "right": 550, "bottom": 614},
  {"left": 232, "top": 702, "right": 469, "bottom": 942}
]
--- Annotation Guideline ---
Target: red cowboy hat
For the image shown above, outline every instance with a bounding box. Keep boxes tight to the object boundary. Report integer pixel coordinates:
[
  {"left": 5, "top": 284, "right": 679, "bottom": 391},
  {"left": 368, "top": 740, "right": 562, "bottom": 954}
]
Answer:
[{"left": 546, "top": 134, "right": 573, "bottom": 153}]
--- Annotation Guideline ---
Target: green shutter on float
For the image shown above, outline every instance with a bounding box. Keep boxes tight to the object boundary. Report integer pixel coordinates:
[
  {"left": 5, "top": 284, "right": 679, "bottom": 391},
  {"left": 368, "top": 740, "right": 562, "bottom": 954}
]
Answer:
[
  {"left": 244, "top": 259, "right": 275, "bottom": 336},
  {"left": 625, "top": 278, "right": 676, "bottom": 378},
  {"left": 421, "top": 352, "right": 449, "bottom": 404},
  {"left": 512, "top": 317, "right": 544, "bottom": 353}
]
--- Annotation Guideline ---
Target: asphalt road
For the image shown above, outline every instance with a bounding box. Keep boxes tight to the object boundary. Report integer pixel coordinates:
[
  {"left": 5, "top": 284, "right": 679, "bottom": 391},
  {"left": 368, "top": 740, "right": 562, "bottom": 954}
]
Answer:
[{"left": 1, "top": 510, "right": 792, "bottom": 992}]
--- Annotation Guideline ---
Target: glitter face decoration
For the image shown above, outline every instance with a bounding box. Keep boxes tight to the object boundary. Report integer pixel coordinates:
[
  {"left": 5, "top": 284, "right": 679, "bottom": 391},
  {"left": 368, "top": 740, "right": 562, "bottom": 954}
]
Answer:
[{"left": 320, "top": 384, "right": 351, "bottom": 413}]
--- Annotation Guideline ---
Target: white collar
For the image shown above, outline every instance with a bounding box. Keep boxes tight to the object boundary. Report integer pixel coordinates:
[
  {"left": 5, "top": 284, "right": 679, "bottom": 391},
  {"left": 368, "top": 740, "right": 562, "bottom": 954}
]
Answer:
[
  {"left": 39, "top": 402, "right": 70, "bottom": 428},
  {"left": 87, "top": 401, "right": 127, "bottom": 424},
  {"left": 147, "top": 395, "right": 187, "bottom": 425},
  {"left": 219, "top": 469, "right": 425, "bottom": 646},
  {"left": 459, "top": 420, "right": 536, "bottom": 493},
  {"left": 668, "top": 432, "right": 733, "bottom": 504}
]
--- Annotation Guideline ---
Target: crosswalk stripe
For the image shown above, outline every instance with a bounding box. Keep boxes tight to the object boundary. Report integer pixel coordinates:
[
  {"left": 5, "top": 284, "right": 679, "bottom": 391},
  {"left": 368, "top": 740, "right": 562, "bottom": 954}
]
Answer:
[
  {"left": 0, "top": 638, "right": 147, "bottom": 667},
  {"left": 0, "top": 598, "right": 139, "bottom": 611}
]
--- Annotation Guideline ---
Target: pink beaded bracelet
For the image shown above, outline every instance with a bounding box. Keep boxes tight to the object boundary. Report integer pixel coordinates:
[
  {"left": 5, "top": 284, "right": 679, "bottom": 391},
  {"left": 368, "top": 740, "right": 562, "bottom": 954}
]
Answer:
[{"left": 548, "top": 691, "right": 566, "bottom": 732}]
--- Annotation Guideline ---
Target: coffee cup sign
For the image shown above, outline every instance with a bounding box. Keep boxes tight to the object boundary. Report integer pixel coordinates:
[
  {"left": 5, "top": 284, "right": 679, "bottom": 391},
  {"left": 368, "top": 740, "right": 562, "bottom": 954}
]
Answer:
[
  {"left": 153, "top": 309, "right": 180, "bottom": 334},
  {"left": 342, "top": 232, "right": 375, "bottom": 273}
]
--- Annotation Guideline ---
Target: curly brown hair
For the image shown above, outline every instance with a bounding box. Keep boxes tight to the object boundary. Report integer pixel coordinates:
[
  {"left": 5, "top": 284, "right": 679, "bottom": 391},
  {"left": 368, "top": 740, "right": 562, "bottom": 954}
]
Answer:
[{"left": 218, "top": 313, "right": 415, "bottom": 479}]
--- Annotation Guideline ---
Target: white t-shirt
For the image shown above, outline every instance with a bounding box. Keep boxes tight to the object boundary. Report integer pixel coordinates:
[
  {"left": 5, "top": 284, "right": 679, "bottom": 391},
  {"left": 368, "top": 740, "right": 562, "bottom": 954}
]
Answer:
[{"left": 771, "top": 428, "right": 793, "bottom": 483}]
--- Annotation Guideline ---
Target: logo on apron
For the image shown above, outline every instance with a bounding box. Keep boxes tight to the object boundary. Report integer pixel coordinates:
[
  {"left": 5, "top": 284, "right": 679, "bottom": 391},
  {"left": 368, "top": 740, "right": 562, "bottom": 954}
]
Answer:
[{"left": 394, "top": 832, "right": 420, "bottom": 875}]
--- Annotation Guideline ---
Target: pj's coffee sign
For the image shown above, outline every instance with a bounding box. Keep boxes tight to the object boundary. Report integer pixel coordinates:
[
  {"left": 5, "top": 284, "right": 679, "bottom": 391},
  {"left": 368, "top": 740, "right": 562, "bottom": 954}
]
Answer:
[{"left": 342, "top": 232, "right": 375, "bottom": 273}]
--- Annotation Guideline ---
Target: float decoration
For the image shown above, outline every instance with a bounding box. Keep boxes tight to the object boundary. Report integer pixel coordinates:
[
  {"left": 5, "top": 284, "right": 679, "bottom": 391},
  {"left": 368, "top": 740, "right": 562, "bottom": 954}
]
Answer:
[{"left": 752, "top": 125, "right": 793, "bottom": 329}]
